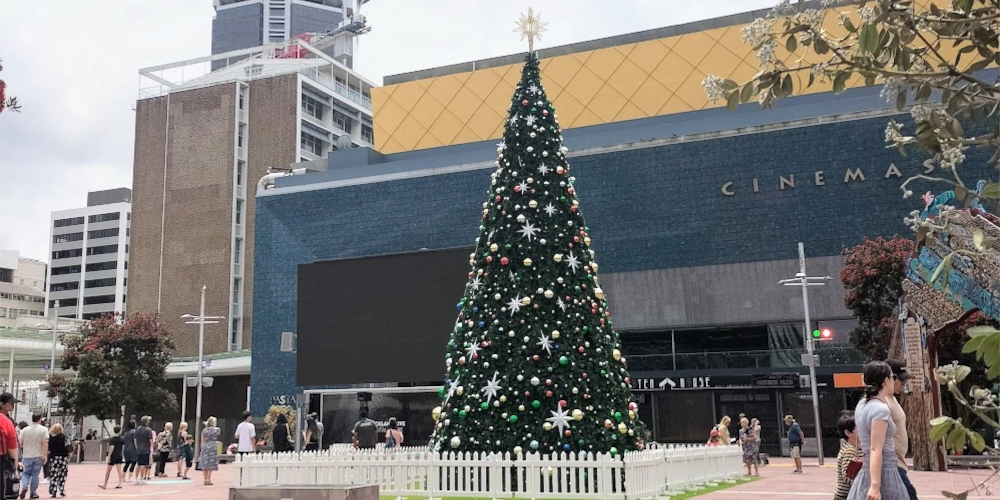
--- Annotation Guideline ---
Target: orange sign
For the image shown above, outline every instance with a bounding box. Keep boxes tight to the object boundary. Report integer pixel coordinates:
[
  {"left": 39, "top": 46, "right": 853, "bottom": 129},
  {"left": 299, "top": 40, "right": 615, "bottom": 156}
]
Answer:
[{"left": 833, "top": 373, "right": 864, "bottom": 389}]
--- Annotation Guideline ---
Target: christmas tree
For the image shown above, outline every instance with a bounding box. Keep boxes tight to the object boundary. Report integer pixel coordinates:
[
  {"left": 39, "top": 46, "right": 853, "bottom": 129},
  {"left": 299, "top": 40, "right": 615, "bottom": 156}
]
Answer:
[{"left": 432, "top": 10, "right": 644, "bottom": 456}]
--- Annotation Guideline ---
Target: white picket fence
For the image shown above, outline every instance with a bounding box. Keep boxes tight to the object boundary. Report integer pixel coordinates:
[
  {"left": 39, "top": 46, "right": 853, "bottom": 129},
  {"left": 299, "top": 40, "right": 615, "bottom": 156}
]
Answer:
[{"left": 233, "top": 444, "right": 743, "bottom": 499}]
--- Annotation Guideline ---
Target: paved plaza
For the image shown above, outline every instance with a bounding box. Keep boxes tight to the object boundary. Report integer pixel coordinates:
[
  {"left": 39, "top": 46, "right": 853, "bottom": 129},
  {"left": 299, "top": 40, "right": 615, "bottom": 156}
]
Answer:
[{"left": 39, "top": 457, "right": 997, "bottom": 499}]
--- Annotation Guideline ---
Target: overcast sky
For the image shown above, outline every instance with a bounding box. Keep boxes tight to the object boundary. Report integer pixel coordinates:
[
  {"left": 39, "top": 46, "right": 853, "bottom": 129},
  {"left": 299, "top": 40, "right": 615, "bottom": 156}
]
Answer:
[{"left": 0, "top": 0, "right": 776, "bottom": 262}]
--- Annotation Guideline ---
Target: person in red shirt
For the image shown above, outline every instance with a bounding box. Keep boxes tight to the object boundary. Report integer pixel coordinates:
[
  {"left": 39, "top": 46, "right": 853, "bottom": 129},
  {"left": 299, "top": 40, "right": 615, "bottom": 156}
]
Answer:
[{"left": 0, "top": 393, "right": 21, "bottom": 499}]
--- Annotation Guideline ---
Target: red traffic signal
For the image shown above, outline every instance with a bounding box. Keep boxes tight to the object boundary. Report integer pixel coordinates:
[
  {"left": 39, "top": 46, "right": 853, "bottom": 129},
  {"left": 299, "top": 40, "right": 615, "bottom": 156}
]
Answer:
[{"left": 812, "top": 328, "right": 834, "bottom": 340}]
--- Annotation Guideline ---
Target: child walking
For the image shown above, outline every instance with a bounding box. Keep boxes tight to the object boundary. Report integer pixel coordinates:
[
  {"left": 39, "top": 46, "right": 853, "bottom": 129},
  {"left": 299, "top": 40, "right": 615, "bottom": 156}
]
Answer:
[
  {"left": 179, "top": 435, "right": 194, "bottom": 480},
  {"left": 99, "top": 426, "right": 125, "bottom": 490}
]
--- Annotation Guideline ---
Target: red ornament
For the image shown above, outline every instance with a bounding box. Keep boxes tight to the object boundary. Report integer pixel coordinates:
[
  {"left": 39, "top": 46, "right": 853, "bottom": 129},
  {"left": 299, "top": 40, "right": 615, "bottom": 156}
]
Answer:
[
  {"left": 568, "top": 188, "right": 575, "bottom": 195},
  {"left": 514, "top": 185, "right": 521, "bottom": 192},
  {"left": 501, "top": 257, "right": 509, "bottom": 266},
  {"left": 577, "top": 346, "right": 584, "bottom": 353},
  {"left": 545, "top": 390, "right": 553, "bottom": 397},
  {"left": 573, "top": 236, "right": 580, "bottom": 243},
  {"left": 545, "top": 379, "right": 552, "bottom": 386},
  {"left": 486, "top": 256, "right": 493, "bottom": 263},
  {"left": 495, "top": 196, "right": 501, "bottom": 202},
  {"left": 628, "top": 402, "right": 638, "bottom": 412},
  {"left": 556, "top": 166, "right": 565, "bottom": 174},
  {"left": 624, "top": 377, "right": 630, "bottom": 384},
  {"left": 558, "top": 399, "right": 567, "bottom": 408},
  {"left": 522, "top": 99, "right": 529, "bottom": 105},
  {"left": 532, "top": 355, "right": 539, "bottom": 361},
  {"left": 582, "top": 373, "right": 588, "bottom": 378},
  {"left": 543, "top": 109, "right": 549, "bottom": 116},
  {"left": 570, "top": 206, "right": 577, "bottom": 212},
  {"left": 564, "top": 430, "right": 572, "bottom": 437}
]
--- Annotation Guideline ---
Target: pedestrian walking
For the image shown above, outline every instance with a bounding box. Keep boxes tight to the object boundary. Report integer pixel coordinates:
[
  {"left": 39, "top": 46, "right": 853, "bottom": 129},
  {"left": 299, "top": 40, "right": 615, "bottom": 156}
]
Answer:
[
  {"left": 739, "top": 417, "right": 758, "bottom": 476},
  {"left": 784, "top": 415, "right": 803, "bottom": 473},
  {"left": 18, "top": 413, "right": 48, "bottom": 500},
  {"left": 98, "top": 426, "right": 123, "bottom": 490},
  {"left": 175, "top": 422, "right": 188, "bottom": 478},
  {"left": 846, "top": 361, "right": 908, "bottom": 500},
  {"left": 47, "top": 424, "right": 70, "bottom": 498},
  {"left": 154, "top": 422, "right": 173, "bottom": 478},
  {"left": 834, "top": 411, "right": 861, "bottom": 500},
  {"left": 122, "top": 421, "right": 137, "bottom": 483},
  {"left": 133, "top": 417, "right": 153, "bottom": 485},
  {"left": 886, "top": 359, "right": 919, "bottom": 500}
]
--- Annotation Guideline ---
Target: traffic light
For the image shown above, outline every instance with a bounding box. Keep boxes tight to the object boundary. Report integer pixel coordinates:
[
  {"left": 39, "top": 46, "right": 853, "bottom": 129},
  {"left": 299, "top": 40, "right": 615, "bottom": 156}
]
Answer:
[{"left": 812, "top": 327, "right": 834, "bottom": 340}]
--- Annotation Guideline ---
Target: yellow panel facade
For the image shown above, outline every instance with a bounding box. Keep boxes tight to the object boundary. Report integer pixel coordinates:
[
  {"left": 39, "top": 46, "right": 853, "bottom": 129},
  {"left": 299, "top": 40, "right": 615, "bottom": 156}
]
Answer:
[{"left": 371, "top": 0, "right": 975, "bottom": 153}]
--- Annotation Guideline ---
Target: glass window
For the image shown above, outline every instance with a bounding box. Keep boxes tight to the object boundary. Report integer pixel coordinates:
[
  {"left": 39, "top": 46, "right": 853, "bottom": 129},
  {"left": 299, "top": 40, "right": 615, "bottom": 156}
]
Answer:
[
  {"left": 85, "top": 278, "right": 116, "bottom": 288},
  {"left": 53, "top": 233, "right": 84, "bottom": 244},
  {"left": 232, "top": 278, "right": 241, "bottom": 305},
  {"left": 87, "top": 228, "right": 119, "bottom": 239},
  {"left": 88, "top": 212, "right": 120, "bottom": 224},
  {"left": 361, "top": 124, "right": 373, "bottom": 143},
  {"left": 235, "top": 200, "right": 244, "bottom": 225},
  {"left": 53, "top": 217, "right": 84, "bottom": 228},
  {"left": 234, "top": 238, "right": 243, "bottom": 264},
  {"left": 237, "top": 161, "right": 245, "bottom": 186}
]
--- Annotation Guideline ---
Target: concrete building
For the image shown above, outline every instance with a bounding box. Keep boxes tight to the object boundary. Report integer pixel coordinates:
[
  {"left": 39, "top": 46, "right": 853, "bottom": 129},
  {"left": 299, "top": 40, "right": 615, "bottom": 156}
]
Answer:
[
  {"left": 246, "top": 8, "right": 995, "bottom": 454},
  {"left": 0, "top": 251, "right": 49, "bottom": 328},
  {"left": 46, "top": 188, "right": 132, "bottom": 320},
  {"left": 131, "top": 36, "right": 375, "bottom": 357},
  {"left": 212, "top": 0, "right": 366, "bottom": 70}
]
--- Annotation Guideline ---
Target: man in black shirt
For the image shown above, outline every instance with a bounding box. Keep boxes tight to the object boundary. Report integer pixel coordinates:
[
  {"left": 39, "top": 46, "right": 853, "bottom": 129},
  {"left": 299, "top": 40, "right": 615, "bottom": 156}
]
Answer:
[{"left": 133, "top": 417, "right": 153, "bottom": 485}]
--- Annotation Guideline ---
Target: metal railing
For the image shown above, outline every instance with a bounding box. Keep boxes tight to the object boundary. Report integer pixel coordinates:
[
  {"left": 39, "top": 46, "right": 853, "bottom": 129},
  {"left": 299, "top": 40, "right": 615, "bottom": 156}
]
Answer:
[{"left": 299, "top": 67, "right": 372, "bottom": 110}]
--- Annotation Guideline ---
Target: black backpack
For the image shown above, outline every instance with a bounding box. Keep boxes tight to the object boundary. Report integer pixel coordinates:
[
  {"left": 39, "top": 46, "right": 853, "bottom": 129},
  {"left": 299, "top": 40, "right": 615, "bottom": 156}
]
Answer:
[{"left": 355, "top": 420, "right": 377, "bottom": 448}]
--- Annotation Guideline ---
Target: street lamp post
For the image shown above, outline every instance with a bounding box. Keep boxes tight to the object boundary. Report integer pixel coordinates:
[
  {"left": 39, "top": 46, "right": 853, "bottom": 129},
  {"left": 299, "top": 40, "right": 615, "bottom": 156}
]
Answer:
[
  {"left": 46, "top": 300, "right": 59, "bottom": 421},
  {"left": 779, "top": 242, "right": 833, "bottom": 466},
  {"left": 182, "top": 286, "right": 224, "bottom": 463}
]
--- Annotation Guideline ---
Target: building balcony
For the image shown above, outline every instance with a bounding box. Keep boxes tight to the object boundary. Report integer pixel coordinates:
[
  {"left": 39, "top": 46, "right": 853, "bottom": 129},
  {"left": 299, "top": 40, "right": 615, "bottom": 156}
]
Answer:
[{"left": 299, "top": 68, "right": 372, "bottom": 111}]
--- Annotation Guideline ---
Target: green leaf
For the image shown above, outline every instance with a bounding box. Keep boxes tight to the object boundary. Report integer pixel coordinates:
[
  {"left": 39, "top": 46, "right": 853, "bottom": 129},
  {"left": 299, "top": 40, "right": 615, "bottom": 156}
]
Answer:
[
  {"left": 726, "top": 91, "right": 740, "bottom": 111},
  {"left": 929, "top": 416, "right": 954, "bottom": 426},
  {"left": 953, "top": 0, "right": 973, "bottom": 14},
  {"left": 941, "top": 491, "right": 969, "bottom": 500},
  {"left": 896, "top": 89, "right": 907, "bottom": 112},
  {"left": 862, "top": 24, "right": 880, "bottom": 54},
  {"left": 929, "top": 254, "right": 953, "bottom": 288},
  {"left": 979, "top": 183, "right": 1000, "bottom": 200},
  {"left": 722, "top": 79, "right": 739, "bottom": 91},
  {"left": 780, "top": 74, "right": 793, "bottom": 97},
  {"left": 833, "top": 72, "right": 849, "bottom": 94},
  {"left": 786, "top": 35, "right": 798, "bottom": 53},
  {"left": 946, "top": 426, "right": 967, "bottom": 451},
  {"left": 843, "top": 17, "right": 856, "bottom": 33},
  {"left": 740, "top": 82, "right": 756, "bottom": 104},
  {"left": 966, "top": 326, "right": 1000, "bottom": 338},
  {"left": 963, "top": 335, "right": 987, "bottom": 353},
  {"left": 953, "top": 365, "right": 971, "bottom": 383},
  {"left": 814, "top": 37, "right": 830, "bottom": 55},
  {"left": 929, "top": 420, "right": 952, "bottom": 443},
  {"left": 968, "top": 431, "right": 986, "bottom": 452}
]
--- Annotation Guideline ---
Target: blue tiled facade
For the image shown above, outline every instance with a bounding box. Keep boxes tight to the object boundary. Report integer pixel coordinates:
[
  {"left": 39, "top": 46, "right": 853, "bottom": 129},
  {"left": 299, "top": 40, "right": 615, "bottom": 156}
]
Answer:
[{"left": 250, "top": 113, "right": 993, "bottom": 414}]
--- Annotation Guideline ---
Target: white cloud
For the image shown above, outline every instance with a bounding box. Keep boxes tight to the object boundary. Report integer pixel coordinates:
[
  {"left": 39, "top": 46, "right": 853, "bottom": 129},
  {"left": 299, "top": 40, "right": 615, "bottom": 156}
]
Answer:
[{"left": 0, "top": 0, "right": 776, "bottom": 261}]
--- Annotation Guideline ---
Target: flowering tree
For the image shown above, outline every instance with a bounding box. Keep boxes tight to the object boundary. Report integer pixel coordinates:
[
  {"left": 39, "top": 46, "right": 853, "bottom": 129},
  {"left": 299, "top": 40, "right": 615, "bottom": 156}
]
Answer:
[
  {"left": 0, "top": 59, "right": 19, "bottom": 113},
  {"left": 840, "top": 236, "right": 915, "bottom": 359},
  {"left": 57, "top": 313, "right": 177, "bottom": 421}
]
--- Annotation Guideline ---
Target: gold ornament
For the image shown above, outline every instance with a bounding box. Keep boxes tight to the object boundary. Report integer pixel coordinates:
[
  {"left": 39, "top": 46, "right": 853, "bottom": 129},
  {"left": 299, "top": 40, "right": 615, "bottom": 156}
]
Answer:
[
  {"left": 553, "top": 254, "right": 563, "bottom": 263},
  {"left": 529, "top": 200, "right": 538, "bottom": 208},
  {"left": 594, "top": 288, "right": 605, "bottom": 300},
  {"left": 521, "top": 296, "right": 532, "bottom": 306},
  {"left": 557, "top": 277, "right": 564, "bottom": 284},
  {"left": 523, "top": 258, "right": 533, "bottom": 267},
  {"left": 551, "top": 330, "right": 560, "bottom": 339},
  {"left": 456, "top": 386, "right": 464, "bottom": 396},
  {"left": 584, "top": 237, "right": 591, "bottom": 246},
  {"left": 618, "top": 422, "right": 628, "bottom": 434},
  {"left": 518, "top": 405, "right": 525, "bottom": 411},
  {"left": 500, "top": 395, "right": 507, "bottom": 403},
  {"left": 543, "top": 422, "right": 553, "bottom": 431},
  {"left": 544, "top": 290, "right": 554, "bottom": 298},
  {"left": 628, "top": 410, "right": 636, "bottom": 420},
  {"left": 572, "top": 409, "right": 584, "bottom": 421},
  {"left": 490, "top": 243, "right": 499, "bottom": 252},
  {"left": 514, "top": 445, "right": 523, "bottom": 455},
  {"left": 612, "top": 348, "right": 621, "bottom": 361},
  {"left": 591, "top": 262, "right": 598, "bottom": 272},
  {"left": 432, "top": 406, "right": 442, "bottom": 421}
]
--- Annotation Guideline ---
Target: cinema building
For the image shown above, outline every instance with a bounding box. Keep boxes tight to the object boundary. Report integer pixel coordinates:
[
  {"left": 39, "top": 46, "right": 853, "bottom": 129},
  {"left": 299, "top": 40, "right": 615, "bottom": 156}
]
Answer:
[{"left": 246, "top": 10, "right": 994, "bottom": 456}]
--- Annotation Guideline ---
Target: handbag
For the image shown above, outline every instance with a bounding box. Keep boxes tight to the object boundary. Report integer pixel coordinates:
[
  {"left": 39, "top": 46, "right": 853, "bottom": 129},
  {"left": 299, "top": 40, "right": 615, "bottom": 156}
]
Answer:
[{"left": 846, "top": 458, "right": 863, "bottom": 480}]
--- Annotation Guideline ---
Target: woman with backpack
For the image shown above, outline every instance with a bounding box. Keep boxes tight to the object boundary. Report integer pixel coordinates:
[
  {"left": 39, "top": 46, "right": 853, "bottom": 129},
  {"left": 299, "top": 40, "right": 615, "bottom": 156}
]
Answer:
[
  {"left": 272, "top": 414, "right": 292, "bottom": 453},
  {"left": 385, "top": 418, "right": 403, "bottom": 450},
  {"left": 302, "top": 416, "right": 320, "bottom": 452}
]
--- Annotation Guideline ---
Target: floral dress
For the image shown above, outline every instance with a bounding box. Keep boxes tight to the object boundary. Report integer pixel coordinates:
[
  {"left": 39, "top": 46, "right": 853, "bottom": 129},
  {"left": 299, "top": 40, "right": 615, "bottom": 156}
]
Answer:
[
  {"left": 739, "top": 427, "right": 756, "bottom": 463},
  {"left": 199, "top": 427, "right": 221, "bottom": 471}
]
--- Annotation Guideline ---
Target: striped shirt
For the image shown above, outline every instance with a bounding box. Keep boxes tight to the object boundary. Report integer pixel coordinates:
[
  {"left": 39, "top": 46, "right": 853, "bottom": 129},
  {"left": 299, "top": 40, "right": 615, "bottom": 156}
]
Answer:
[{"left": 835, "top": 441, "right": 861, "bottom": 500}]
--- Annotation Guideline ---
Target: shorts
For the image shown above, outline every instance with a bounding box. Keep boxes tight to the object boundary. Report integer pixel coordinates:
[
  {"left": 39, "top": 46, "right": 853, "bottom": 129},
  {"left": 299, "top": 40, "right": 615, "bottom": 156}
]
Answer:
[
  {"left": 790, "top": 445, "right": 801, "bottom": 458},
  {"left": 109, "top": 458, "right": 123, "bottom": 466},
  {"left": 137, "top": 454, "right": 150, "bottom": 467}
]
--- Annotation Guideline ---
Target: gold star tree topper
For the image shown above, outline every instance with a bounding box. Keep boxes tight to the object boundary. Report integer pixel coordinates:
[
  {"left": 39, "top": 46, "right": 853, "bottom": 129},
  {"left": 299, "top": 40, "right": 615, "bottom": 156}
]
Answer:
[{"left": 514, "top": 8, "right": 548, "bottom": 52}]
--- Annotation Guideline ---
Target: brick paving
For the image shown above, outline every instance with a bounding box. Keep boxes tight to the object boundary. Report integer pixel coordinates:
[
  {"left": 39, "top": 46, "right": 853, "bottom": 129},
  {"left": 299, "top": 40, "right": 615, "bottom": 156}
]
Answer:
[
  {"left": 701, "top": 458, "right": 998, "bottom": 500},
  {"left": 32, "top": 462, "right": 234, "bottom": 499},
  {"left": 45, "top": 457, "right": 997, "bottom": 499}
]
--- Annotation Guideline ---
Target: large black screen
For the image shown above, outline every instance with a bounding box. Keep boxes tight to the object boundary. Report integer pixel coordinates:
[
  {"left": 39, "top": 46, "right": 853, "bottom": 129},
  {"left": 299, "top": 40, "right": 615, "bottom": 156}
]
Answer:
[{"left": 297, "top": 247, "right": 473, "bottom": 386}]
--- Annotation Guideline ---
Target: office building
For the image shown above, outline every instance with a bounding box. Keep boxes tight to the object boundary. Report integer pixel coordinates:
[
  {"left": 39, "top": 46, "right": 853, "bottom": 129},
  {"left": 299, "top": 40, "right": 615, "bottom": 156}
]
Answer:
[
  {"left": 46, "top": 188, "right": 132, "bottom": 320},
  {"left": 131, "top": 36, "right": 375, "bottom": 357},
  {"left": 0, "top": 251, "right": 47, "bottom": 328},
  {"left": 247, "top": 9, "right": 994, "bottom": 453},
  {"left": 212, "top": 0, "right": 364, "bottom": 69}
]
